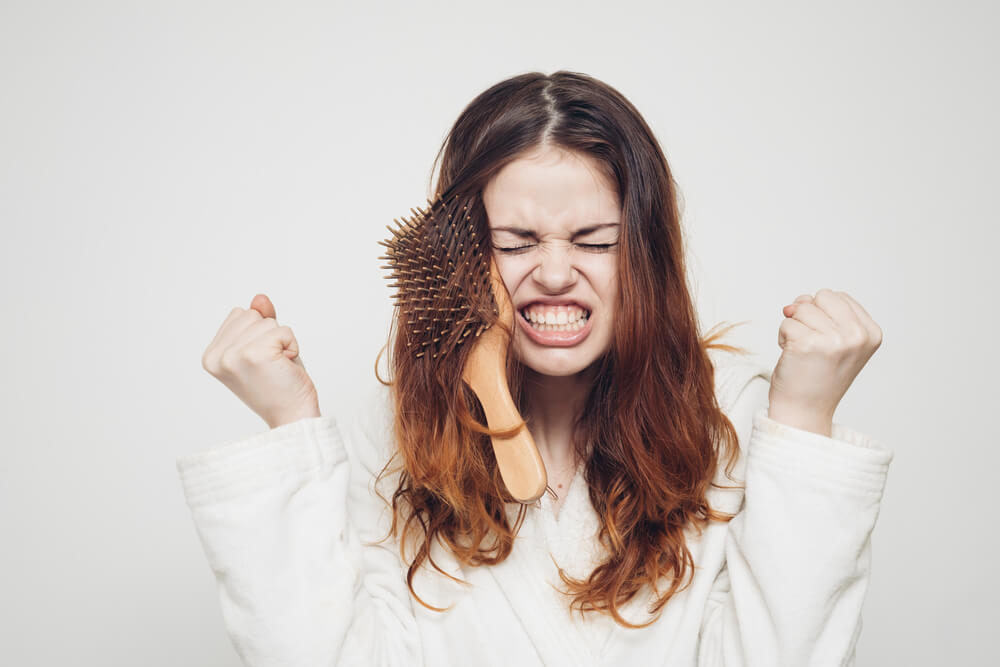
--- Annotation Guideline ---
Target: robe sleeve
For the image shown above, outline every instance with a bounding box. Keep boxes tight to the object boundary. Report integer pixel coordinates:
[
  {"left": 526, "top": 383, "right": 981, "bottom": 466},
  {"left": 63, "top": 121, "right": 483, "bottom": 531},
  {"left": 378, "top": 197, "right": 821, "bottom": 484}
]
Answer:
[
  {"left": 698, "top": 372, "right": 894, "bottom": 667},
  {"left": 175, "top": 385, "right": 423, "bottom": 666}
]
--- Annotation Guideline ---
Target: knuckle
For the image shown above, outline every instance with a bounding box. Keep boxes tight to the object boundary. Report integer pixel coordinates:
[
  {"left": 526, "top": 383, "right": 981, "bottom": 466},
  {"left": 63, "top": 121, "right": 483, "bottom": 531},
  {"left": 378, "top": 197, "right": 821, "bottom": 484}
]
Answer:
[
  {"left": 219, "top": 346, "right": 241, "bottom": 371},
  {"left": 846, "top": 325, "right": 868, "bottom": 346},
  {"left": 829, "top": 331, "right": 849, "bottom": 351},
  {"left": 201, "top": 350, "right": 215, "bottom": 373},
  {"left": 238, "top": 343, "right": 260, "bottom": 362},
  {"left": 796, "top": 338, "right": 817, "bottom": 354}
]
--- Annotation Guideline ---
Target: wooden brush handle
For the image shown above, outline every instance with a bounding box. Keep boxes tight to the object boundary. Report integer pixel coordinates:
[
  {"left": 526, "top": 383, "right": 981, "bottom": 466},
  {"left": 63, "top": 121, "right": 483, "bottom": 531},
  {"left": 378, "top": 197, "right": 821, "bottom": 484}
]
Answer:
[{"left": 461, "top": 265, "right": 547, "bottom": 504}]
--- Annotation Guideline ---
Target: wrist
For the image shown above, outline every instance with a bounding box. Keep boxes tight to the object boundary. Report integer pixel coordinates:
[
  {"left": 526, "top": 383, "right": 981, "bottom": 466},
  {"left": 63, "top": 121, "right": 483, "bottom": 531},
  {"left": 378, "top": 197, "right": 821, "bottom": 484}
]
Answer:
[
  {"left": 269, "top": 404, "right": 322, "bottom": 430},
  {"left": 766, "top": 402, "right": 833, "bottom": 437}
]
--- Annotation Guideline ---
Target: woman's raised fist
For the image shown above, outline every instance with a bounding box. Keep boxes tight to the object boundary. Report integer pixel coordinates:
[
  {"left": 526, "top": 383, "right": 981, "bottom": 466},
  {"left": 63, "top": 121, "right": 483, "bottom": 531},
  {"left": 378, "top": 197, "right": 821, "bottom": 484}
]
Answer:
[{"left": 201, "top": 294, "right": 321, "bottom": 429}]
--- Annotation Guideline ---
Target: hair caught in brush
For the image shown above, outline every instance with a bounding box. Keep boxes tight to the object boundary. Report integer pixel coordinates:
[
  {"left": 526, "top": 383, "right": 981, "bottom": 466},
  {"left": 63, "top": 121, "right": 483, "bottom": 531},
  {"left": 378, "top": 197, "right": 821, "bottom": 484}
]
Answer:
[{"left": 373, "top": 70, "right": 752, "bottom": 627}]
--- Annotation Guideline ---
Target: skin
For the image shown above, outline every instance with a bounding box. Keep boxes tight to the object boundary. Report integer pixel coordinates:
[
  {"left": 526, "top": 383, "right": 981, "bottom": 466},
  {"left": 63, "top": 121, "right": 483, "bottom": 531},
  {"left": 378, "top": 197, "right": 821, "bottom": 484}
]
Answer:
[
  {"left": 482, "top": 143, "right": 622, "bottom": 498},
  {"left": 769, "top": 290, "right": 883, "bottom": 437}
]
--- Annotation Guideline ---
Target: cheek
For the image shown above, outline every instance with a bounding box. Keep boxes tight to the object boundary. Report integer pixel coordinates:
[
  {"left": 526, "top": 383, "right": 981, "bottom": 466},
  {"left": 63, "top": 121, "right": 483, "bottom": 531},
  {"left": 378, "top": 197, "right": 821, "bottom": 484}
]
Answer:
[
  {"left": 606, "top": 285, "right": 619, "bottom": 318},
  {"left": 596, "top": 271, "right": 619, "bottom": 310},
  {"left": 493, "top": 255, "right": 531, "bottom": 294}
]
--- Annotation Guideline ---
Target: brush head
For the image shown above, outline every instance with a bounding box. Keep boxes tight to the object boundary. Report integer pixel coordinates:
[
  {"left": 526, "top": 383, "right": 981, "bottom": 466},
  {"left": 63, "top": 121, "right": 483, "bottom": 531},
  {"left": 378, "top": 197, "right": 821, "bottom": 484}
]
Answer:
[
  {"left": 378, "top": 191, "right": 501, "bottom": 361},
  {"left": 378, "top": 192, "right": 549, "bottom": 504}
]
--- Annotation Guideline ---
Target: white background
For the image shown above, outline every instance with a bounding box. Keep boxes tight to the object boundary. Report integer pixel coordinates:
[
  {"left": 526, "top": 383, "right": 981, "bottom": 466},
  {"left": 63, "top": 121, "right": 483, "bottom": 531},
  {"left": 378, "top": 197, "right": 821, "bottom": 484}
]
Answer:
[{"left": 1, "top": 1, "right": 996, "bottom": 665}]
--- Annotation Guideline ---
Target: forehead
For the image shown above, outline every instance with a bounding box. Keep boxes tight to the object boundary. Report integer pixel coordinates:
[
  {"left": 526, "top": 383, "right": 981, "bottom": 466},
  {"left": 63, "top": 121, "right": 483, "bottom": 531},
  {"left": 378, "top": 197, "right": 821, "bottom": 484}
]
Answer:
[{"left": 482, "top": 146, "right": 620, "bottom": 233}]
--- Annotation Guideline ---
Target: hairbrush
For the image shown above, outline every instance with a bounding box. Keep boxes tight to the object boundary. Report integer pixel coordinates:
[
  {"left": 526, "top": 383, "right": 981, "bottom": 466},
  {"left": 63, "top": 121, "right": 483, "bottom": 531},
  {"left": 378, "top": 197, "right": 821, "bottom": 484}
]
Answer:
[{"left": 378, "top": 191, "right": 548, "bottom": 504}]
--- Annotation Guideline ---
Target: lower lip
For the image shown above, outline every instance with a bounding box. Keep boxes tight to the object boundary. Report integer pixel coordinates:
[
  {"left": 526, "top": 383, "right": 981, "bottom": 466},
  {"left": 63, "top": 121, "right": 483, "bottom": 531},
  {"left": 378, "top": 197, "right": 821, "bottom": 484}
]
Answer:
[{"left": 517, "top": 311, "right": 593, "bottom": 347}]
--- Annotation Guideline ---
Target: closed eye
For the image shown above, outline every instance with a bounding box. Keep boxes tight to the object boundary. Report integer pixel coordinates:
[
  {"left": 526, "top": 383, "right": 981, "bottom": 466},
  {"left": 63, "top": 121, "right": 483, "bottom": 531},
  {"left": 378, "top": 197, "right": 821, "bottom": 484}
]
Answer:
[
  {"left": 493, "top": 242, "right": 618, "bottom": 254},
  {"left": 576, "top": 243, "right": 618, "bottom": 252},
  {"left": 494, "top": 243, "right": 536, "bottom": 254}
]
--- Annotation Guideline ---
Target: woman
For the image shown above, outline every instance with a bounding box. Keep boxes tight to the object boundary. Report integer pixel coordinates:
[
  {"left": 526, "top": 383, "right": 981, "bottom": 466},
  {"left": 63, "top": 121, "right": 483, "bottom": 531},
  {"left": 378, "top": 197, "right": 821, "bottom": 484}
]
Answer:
[{"left": 181, "top": 71, "right": 893, "bottom": 666}]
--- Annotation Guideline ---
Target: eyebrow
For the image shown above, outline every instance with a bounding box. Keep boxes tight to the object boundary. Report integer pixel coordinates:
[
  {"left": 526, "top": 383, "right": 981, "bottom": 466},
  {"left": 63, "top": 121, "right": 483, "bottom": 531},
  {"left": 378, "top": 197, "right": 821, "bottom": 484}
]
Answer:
[{"left": 490, "top": 222, "right": 620, "bottom": 238}]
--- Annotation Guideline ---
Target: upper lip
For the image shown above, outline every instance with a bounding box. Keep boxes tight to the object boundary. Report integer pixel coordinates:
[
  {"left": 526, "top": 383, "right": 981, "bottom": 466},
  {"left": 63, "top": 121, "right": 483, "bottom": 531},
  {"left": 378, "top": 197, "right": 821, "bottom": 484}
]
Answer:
[{"left": 517, "top": 298, "right": 593, "bottom": 312}]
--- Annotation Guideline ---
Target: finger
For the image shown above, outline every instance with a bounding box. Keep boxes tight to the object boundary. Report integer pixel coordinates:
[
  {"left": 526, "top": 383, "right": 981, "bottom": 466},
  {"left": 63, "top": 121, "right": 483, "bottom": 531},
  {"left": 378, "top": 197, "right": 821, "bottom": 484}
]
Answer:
[
  {"left": 215, "top": 308, "right": 266, "bottom": 354},
  {"left": 782, "top": 293, "right": 813, "bottom": 319},
  {"left": 282, "top": 331, "right": 300, "bottom": 358},
  {"left": 231, "top": 317, "right": 280, "bottom": 353},
  {"left": 784, "top": 293, "right": 813, "bottom": 318},
  {"left": 250, "top": 293, "right": 276, "bottom": 320},
  {"left": 778, "top": 315, "right": 813, "bottom": 349},
  {"left": 783, "top": 301, "right": 835, "bottom": 333},
  {"left": 242, "top": 324, "right": 298, "bottom": 363},
  {"left": 836, "top": 291, "right": 882, "bottom": 341},
  {"left": 209, "top": 307, "right": 244, "bottom": 349},
  {"left": 812, "top": 288, "right": 863, "bottom": 333}
]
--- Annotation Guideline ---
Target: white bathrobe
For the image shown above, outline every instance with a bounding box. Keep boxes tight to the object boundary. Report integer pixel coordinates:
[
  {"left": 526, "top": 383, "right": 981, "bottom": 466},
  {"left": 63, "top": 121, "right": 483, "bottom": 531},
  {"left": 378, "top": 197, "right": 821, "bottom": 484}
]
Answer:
[{"left": 176, "top": 348, "right": 894, "bottom": 666}]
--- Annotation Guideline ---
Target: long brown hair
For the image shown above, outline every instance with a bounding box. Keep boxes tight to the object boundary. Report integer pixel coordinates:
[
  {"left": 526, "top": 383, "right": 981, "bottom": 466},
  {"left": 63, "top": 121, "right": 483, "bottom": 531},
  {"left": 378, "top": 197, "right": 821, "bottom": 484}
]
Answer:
[{"left": 375, "top": 70, "right": 749, "bottom": 628}]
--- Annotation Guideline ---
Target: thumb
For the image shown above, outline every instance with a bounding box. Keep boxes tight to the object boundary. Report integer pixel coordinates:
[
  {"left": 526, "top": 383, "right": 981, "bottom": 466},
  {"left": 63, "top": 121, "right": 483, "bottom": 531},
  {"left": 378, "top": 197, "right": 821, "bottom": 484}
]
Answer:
[{"left": 250, "top": 293, "right": 277, "bottom": 320}]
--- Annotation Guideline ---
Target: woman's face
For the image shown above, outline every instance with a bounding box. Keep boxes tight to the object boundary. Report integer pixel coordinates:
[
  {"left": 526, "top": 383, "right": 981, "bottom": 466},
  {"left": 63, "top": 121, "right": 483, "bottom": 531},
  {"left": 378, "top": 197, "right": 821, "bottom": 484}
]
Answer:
[{"left": 482, "top": 144, "right": 621, "bottom": 378}]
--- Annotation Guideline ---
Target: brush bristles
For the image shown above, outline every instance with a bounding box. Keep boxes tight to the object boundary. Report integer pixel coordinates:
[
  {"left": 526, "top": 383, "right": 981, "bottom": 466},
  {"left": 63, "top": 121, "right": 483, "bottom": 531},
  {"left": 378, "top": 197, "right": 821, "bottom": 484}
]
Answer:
[{"left": 379, "top": 191, "right": 497, "bottom": 360}]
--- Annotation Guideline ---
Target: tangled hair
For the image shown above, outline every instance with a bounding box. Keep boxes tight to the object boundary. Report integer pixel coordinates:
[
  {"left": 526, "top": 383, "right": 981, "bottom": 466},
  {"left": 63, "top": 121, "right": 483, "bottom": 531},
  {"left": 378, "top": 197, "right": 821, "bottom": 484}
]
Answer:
[{"left": 374, "top": 70, "right": 750, "bottom": 628}]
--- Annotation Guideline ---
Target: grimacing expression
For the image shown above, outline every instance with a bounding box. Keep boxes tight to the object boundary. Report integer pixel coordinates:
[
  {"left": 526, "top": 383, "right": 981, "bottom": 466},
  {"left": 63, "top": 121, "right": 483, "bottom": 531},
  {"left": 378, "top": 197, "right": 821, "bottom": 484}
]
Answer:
[{"left": 482, "top": 144, "right": 621, "bottom": 378}]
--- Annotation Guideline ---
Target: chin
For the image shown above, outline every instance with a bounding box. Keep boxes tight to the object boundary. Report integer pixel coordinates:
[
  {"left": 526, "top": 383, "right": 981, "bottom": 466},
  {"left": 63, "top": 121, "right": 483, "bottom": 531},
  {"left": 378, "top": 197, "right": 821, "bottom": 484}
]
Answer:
[
  {"left": 524, "top": 361, "right": 591, "bottom": 377},
  {"left": 513, "top": 342, "right": 608, "bottom": 379}
]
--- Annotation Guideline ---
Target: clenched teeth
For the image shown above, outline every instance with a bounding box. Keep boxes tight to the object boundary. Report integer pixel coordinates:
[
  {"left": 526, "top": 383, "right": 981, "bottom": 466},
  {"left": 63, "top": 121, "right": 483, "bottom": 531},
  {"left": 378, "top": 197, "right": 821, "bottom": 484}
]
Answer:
[{"left": 520, "top": 304, "right": 590, "bottom": 332}]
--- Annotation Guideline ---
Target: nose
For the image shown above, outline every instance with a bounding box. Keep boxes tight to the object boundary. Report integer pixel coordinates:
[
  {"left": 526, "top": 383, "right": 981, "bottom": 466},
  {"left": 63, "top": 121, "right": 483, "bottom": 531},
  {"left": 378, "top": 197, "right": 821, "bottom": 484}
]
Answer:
[{"left": 532, "top": 242, "right": 578, "bottom": 293}]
